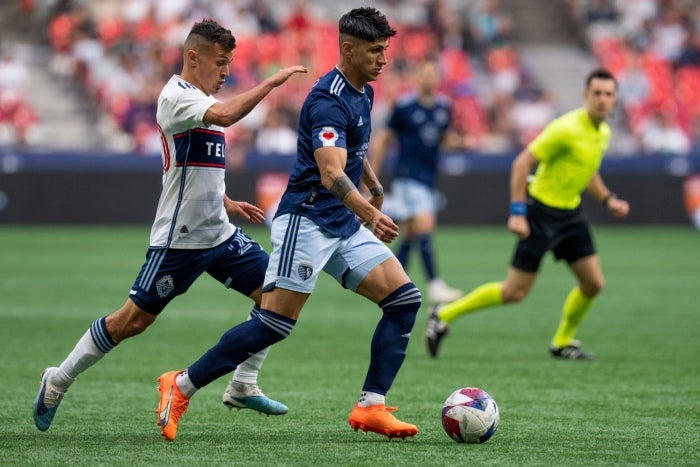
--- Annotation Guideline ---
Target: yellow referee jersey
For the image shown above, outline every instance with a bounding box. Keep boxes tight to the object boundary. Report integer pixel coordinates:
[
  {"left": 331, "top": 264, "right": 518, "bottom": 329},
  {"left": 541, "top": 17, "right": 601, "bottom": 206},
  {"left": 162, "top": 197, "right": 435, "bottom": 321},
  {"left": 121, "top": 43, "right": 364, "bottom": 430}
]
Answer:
[{"left": 527, "top": 107, "right": 611, "bottom": 210}]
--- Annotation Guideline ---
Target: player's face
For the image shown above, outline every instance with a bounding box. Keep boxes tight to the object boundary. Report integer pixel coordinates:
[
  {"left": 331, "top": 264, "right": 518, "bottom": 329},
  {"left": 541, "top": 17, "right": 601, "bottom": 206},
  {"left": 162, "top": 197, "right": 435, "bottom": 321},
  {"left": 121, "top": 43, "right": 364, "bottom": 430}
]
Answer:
[
  {"left": 350, "top": 38, "right": 390, "bottom": 84},
  {"left": 194, "top": 43, "right": 233, "bottom": 95},
  {"left": 584, "top": 77, "right": 617, "bottom": 123},
  {"left": 415, "top": 61, "right": 440, "bottom": 95}
]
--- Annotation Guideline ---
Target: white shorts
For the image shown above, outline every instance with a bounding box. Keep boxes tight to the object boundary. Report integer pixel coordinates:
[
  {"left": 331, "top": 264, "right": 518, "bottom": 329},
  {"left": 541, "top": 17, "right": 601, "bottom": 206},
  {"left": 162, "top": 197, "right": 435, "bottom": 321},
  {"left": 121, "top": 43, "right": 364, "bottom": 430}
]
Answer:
[
  {"left": 264, "top": 213, "right": 394, "bottom": 293},
  {"left": 383, "top": 178, "right": 438, "bottom": 222}
]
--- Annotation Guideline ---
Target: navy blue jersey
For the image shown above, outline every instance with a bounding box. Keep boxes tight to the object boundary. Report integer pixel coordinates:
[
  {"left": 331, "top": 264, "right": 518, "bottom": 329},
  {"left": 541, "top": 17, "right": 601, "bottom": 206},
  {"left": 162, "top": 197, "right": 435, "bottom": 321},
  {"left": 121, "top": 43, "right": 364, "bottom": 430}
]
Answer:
[
  {"left": 275, "top": 68, "right": 373, "bottom": 237},
  {"left": 387, "top": 92, "right": 452, "bottom": 188}
]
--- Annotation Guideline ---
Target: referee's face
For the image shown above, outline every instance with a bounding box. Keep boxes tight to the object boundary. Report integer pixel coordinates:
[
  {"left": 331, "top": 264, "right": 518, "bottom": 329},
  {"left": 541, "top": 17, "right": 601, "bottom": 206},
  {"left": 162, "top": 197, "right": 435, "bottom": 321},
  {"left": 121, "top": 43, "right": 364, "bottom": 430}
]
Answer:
[{"left": 584, "top": 78, "right": 617, "bottom": 124}]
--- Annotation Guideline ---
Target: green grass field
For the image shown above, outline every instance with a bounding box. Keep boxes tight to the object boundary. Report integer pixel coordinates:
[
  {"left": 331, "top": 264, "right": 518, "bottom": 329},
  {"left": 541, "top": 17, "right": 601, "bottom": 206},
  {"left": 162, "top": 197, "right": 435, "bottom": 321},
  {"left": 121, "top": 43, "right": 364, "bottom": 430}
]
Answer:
[{"left": 1, "top": 225, "right": 698, "bottom": 466}]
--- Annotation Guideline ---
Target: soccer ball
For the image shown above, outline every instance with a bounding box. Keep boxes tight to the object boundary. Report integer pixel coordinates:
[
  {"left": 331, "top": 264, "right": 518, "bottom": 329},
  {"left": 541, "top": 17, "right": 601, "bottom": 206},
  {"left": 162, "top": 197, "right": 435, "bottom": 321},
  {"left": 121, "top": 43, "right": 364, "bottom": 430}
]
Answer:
[{"left": 441, "top": 387, "right": 499, "bottom": 443}]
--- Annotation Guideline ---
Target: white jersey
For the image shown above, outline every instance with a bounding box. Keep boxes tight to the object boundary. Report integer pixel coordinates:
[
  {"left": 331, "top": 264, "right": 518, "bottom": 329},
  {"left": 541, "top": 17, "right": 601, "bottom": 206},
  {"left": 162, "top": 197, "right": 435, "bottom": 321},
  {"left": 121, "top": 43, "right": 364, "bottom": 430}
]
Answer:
[{"left": 149, "top": 75, "right": 235, "bottom": 248}]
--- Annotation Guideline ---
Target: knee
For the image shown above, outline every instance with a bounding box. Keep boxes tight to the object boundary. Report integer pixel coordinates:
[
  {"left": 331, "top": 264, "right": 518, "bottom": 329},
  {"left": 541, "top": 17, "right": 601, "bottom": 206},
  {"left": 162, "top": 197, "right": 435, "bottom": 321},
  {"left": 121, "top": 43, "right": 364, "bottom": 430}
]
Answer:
[
  {"left": 122, "top": 315, "right": 153, "bottom": 337},
  {"left": 106, "top": 303, "right": 156, "bottom": 342},
  {"left": 380, "top": 283, "right": 422, "bottom": 321},
  {"left": 580, "top": 277, "right": 605, "bottom": 298},
  {"left": 501, "top": 283, "right": 529, "bottom": 303}
]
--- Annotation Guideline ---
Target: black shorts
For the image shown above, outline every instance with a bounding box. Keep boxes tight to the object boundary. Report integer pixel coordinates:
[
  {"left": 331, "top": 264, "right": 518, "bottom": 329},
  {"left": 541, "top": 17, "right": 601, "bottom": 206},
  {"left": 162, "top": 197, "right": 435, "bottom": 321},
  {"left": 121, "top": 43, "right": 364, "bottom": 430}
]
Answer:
[{"left": 511, "top": 196, "right": 596, "bottom": 273}]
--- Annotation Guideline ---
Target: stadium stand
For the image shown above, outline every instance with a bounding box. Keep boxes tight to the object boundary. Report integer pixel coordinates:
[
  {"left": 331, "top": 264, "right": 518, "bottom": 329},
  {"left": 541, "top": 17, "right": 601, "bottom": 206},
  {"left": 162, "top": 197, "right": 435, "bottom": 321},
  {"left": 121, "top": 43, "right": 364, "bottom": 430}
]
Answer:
[
  {"left": 566, "top": 0, "right": 700, "bottom": 155},
  {"left": 1, "top": 0, "right": 699, "bottom": 159}
]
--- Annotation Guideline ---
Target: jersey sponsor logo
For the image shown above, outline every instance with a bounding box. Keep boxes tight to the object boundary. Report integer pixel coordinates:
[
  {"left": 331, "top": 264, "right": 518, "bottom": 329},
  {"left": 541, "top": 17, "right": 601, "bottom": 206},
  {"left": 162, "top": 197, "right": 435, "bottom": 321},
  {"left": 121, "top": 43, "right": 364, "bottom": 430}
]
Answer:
[
  {"left": 174, "top": 128, "right": 226, "bottom": 169},
  {"left": 297, "top": 263, "right": 313, "bottom": 281},
  {"left": 330, "top": 74, "right": 346, "bottom": 96},
  {"left": 156, "top": 275, "right": 174, "bottom": 298},
  {"left": 319, "top": 126, "right": 339, "bottom": 147}
]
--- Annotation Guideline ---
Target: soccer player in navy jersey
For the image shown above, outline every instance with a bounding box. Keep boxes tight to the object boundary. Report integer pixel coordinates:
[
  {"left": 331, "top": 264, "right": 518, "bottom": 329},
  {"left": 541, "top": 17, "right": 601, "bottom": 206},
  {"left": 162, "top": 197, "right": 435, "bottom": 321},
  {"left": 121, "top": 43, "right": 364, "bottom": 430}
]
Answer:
[
  {"left": 32, "top": 18, "right": 307, "bottom": 433},
  {"left": 156, "top": 7, "right": 421, "bottom": 441},
  {"left": 371, "top": 58, "right": 468, "bottom": 304}
]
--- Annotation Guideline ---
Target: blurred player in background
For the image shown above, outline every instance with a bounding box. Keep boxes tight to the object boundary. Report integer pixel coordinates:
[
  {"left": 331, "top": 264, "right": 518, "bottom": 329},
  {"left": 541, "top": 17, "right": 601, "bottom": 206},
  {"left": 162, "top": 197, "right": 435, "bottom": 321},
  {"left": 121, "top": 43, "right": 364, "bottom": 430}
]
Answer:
[
  {"left": 371, "top": 58, "right": 470, "bottom": 304},
  {"left": 155, "top": 7, "right": 421, "bottom": 441},
  {"left": 425, "top": 68, "right": 629, "bottom": 360},
  {"left": 33, "top": 18, "right": 307, "bottom": 432}
]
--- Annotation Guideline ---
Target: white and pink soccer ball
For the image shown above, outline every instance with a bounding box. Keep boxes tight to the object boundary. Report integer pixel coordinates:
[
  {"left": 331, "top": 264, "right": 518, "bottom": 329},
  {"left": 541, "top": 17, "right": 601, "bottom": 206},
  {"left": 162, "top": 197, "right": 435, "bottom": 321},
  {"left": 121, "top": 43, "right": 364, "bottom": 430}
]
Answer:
[{"left": 441, "top": 387, "right": 499, "bottom": 443}]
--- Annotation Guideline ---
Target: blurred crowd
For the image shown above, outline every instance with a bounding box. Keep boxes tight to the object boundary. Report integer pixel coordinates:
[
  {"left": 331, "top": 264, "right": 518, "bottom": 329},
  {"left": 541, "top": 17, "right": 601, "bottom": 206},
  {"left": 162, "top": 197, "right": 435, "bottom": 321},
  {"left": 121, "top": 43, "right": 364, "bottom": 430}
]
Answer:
[
  {"left": 567, "top": 0, "right": 700, "bottom": 155},
  {"left": 1, "top": 0, "right": 700, "bottom": 160},
  {"left": 0, "top": 45, "right": 37, "bottom": 148}
]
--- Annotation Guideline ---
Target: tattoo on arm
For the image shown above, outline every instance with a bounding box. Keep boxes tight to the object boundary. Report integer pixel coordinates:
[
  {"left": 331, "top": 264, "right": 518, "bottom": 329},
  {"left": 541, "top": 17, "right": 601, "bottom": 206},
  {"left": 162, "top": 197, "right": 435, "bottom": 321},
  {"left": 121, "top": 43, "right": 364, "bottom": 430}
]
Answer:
[
  {"left": 369, "top": 186, "right": 383, "bottom": 197},
  {"left": 329, "top": 175, "right": 357, "bottom": 202}
]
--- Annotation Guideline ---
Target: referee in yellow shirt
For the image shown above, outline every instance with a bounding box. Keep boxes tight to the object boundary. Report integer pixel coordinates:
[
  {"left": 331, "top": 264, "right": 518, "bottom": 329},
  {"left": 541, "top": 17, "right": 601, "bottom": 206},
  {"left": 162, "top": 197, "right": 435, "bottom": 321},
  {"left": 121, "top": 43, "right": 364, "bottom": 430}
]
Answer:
[{"left": 425, "top": 68, "right": 630, "bottom": 360}]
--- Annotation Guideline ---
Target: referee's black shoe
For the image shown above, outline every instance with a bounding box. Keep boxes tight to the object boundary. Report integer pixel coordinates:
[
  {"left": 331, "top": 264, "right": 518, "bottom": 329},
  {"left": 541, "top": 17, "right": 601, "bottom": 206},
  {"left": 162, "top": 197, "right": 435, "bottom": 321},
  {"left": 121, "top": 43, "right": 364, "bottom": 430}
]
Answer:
[
  {"left": 424, "top": 305, "right": 449, "bottom": 358},
  {"left": 549, "top": 340, "right": 596, "bottom": 360}
]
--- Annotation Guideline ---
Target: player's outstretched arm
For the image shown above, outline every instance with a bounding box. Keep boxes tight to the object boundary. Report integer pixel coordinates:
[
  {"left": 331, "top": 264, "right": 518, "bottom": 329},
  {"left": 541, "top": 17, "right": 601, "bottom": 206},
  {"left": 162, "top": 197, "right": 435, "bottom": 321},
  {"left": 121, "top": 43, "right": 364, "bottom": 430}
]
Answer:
[
  {"left": 224, "top": 195, "right": 265, "bottom": 224},
  {"left": 204, "top": 65, "right": 308, "bottom": 127}
]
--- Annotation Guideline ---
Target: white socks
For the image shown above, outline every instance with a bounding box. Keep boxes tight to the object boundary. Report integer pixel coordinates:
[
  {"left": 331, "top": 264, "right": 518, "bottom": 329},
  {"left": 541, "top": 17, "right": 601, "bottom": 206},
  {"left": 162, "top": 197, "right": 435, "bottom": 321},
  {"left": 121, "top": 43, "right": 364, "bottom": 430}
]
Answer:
[
  {"left": 231, "top": 346, "right": 269, "bottom": 385},
  {"left": 358, "top": 391, "right": 385, "bottom": 407},
  {"left": 175, "top": 370, "right": 197, "bottom": 398},
  {"left": 53, "top": 329, "right": 106, "bottom": 391}
]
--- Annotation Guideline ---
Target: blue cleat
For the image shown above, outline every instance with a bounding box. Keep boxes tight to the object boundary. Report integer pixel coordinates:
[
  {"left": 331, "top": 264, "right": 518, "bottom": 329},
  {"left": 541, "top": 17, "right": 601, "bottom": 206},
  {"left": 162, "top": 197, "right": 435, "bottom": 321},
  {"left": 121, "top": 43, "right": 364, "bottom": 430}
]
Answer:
[
  {"left": 33, "top": 367, "right": 65, "bottom": 431},
  {"left": 222, "top": 381, "right": 288, "bottom": 415}
]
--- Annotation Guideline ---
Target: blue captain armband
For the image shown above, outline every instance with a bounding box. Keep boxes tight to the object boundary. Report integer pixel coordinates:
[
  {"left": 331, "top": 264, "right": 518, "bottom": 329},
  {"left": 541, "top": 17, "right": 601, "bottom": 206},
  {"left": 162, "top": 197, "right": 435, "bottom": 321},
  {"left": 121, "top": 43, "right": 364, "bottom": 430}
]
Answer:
[{"left": 509, "top": 201, "right": 528, "bottom": 216}]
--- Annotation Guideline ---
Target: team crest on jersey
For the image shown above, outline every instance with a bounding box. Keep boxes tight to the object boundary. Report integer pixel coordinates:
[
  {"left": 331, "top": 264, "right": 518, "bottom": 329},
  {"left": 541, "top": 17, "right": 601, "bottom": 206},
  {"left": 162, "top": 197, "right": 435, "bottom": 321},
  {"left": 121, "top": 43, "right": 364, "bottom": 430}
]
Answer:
[
  {"left": 156, "top": 275, "right": 174, "bottom": 298},
  {"left": 297, "top": 263, "right": 313, "bottom": 281},
  {"left": 319, "top": 126, "right": 339, "bottom": 147}
]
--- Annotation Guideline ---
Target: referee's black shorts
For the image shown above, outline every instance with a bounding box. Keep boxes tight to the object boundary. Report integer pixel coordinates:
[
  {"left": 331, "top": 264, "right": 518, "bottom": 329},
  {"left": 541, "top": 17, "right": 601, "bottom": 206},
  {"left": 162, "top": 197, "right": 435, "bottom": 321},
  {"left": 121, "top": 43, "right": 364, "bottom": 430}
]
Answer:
[{"left": 511, "top": 196, "right": 596, "bottom": 273}]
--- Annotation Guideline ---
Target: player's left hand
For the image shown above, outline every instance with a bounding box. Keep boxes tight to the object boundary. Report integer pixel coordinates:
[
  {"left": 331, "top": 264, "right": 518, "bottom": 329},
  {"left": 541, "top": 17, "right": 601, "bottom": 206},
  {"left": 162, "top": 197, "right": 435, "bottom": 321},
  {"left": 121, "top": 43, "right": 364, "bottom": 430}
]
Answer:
[
  {"left": 270, "top": 65, "right": 309, "bottom": 87},
  {"left": 607, "top": 197, "right": 629, "bottom": 218},
  {"left": 366, "top": 211, "right": 398, "bottom": 243},
  {"left": 225, "top": 198, "right": 266, "bottom": 224}
]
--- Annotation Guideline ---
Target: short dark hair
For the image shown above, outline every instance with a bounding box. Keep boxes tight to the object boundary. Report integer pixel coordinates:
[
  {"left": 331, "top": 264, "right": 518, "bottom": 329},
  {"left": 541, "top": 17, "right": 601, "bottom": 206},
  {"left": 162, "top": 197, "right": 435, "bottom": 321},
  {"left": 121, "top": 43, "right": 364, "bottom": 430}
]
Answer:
[
  {"left": 339, "top": 7, "right": 396, "bottom": 42},
  {"left": 585, "top": 68, "right": 617, "bottom": 89},
  {"left": 187, "top": 19, "right": 236, "bottom": 52}
]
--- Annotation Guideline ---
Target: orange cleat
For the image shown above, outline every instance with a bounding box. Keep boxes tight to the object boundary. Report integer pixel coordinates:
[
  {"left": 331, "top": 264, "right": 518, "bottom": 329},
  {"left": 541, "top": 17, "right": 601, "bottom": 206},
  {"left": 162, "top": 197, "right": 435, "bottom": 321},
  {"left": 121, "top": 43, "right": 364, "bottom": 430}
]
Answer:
[
  {"left": 348, "top": 403, "right": 418, "bottom": 439},
  {"left": 156, "top": 370, "right": 189, "bottom": 441}
]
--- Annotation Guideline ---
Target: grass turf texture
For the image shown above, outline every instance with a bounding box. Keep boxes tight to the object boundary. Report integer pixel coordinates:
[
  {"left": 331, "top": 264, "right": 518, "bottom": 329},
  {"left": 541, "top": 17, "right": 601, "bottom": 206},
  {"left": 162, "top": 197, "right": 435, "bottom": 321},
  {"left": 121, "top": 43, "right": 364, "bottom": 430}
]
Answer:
[{"left": 1, "top": 225, "right": 698, "bottom": 466}]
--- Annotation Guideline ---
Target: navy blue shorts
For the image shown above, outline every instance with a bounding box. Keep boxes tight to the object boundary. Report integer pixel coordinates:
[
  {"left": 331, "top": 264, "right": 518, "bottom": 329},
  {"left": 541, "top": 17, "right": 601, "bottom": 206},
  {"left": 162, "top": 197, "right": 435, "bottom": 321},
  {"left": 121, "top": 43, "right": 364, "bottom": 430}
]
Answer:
[
  {"left": 511, "top": 197, "right": 596, "bottom": 273},
  {"left": 129, "top": 228, "right": 268, "bottom": 315}
]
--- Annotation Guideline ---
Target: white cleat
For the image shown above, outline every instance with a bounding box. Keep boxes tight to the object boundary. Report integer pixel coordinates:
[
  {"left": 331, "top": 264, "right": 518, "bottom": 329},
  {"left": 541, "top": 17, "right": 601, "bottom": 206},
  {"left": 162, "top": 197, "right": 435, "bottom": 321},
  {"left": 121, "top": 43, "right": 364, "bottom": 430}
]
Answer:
[
  {"left": 427, "top": 278, "right": 462, "bottom": 304},
  {"left": 222, "top": 381, "right": 288, "bottom": 415}
]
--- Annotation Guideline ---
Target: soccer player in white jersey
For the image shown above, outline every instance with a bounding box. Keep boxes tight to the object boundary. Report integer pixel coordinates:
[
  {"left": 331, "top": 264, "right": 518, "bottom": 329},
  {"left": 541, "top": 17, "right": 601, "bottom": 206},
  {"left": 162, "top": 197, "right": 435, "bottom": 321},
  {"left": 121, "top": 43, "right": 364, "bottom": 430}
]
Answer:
[
  {"left": 32, "top": 18, "right": 307, "bottom": 432},
  {"left": 155, "top": 8, "right": 421, "bottom": 441}
]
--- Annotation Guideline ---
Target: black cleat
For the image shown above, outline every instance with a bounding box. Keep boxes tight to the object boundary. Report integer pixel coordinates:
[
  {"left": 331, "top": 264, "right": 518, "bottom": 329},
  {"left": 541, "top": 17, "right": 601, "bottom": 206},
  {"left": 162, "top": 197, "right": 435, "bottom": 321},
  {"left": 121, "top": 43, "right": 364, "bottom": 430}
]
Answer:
[
  {"left": 424, "top": 305, "right": 449, "bottom": 358},
  {"left": 549, "top": 340, "right": 596, "bottom": 360}
]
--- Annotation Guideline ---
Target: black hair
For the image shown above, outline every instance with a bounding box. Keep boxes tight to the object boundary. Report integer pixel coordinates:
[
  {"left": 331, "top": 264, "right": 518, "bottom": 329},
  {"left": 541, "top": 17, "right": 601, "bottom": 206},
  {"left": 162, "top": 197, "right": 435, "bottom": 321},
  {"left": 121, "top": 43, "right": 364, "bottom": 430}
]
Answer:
[
  {"left": 339, "top": 7, "right": 396, "bottom": 42},
  {"left": 585, "top": 68, "right": 617, "bottom": 89},
  {"left": 187, "top": 18, "right": 236, "bottom": 52}
]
